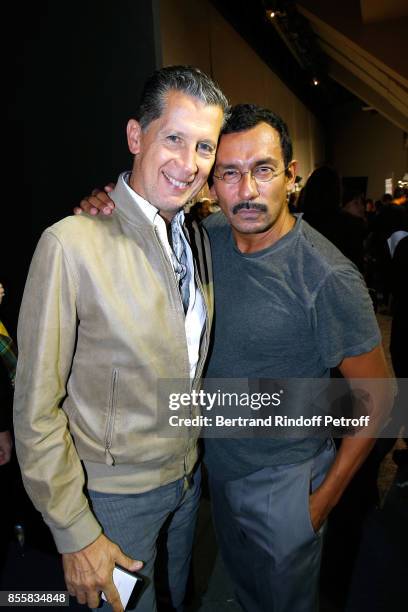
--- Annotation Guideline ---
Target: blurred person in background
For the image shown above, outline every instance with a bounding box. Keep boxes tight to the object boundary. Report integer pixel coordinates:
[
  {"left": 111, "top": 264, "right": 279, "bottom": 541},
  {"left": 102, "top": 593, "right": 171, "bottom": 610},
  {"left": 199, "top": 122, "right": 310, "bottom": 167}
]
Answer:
[
  {"left": 0, "top": 283, "right": 15, "bottom": 465},
  {"left": 0, "top": 282, "right": 17, "bottom": 570},
  {"left": 298, "top": 166, "right": 366, "bottom": 273}
]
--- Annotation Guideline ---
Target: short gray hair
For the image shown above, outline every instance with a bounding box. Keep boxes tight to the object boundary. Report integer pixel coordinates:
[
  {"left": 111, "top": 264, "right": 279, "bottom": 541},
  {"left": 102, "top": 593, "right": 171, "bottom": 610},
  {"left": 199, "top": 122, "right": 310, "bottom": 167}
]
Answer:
[{"left": 137, "top": 65, "right": 229, "bottom": 130}]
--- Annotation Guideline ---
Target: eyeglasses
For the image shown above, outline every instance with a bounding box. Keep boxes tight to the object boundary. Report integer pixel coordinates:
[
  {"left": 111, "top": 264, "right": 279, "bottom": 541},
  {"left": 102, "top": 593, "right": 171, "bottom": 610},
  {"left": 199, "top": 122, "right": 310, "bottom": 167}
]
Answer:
[{"left": 213, "top": 166, "right": 288, "bottom": 185}]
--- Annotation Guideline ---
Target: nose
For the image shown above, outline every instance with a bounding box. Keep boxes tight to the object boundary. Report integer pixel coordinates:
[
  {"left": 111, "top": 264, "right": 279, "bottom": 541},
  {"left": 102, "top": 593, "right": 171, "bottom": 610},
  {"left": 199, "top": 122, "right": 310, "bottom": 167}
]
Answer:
[
  {"left": 178, "top": 145, "right": 199, "bottom": 177},
  {"left": 238, "top": 172, "right": 259, "bottom": 200}
]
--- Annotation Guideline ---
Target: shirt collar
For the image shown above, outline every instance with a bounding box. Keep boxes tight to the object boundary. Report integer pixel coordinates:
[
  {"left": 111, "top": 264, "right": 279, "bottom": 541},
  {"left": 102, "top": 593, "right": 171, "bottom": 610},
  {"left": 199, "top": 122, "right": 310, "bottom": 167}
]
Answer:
[{"left": 121, "top": 171, "right": 185, "bottom": 228}]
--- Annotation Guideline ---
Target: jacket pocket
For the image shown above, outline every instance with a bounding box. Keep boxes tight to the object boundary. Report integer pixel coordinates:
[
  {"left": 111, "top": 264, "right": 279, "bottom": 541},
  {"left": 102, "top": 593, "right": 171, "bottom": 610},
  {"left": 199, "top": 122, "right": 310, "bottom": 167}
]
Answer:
[{"left": 104, "top": 369, "right": 119, "bottom": 465}]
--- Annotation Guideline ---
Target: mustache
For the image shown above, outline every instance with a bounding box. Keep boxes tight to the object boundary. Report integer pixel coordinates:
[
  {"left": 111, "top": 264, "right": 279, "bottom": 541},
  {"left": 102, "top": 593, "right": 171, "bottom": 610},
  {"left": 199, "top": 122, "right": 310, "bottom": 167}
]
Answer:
[{"left": 232, "top": 201, "right": 268, "bottom": 215}]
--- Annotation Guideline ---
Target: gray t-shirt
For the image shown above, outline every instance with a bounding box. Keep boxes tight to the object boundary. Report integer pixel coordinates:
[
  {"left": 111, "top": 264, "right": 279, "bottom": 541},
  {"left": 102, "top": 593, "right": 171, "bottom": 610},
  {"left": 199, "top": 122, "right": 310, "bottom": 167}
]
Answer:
[{"left": 203, "top": 212, "right": 380, "bottom": 480}]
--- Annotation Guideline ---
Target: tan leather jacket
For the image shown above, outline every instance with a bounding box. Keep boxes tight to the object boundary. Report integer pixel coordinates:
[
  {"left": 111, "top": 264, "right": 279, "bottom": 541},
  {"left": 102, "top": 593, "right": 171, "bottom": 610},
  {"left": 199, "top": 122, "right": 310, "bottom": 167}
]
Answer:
[{"left": 13, "top": 177, "right": 213, "bottom": 552}]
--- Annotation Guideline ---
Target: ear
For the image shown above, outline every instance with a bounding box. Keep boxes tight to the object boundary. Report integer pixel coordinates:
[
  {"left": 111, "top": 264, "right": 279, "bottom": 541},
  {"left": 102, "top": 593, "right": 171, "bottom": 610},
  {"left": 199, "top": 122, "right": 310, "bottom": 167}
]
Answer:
[
  {"left": 286, "top": 160, "right": 298, "bottom": 191},
  {"left": 127, "top": 119, "right": 143, "bottom": 155}
]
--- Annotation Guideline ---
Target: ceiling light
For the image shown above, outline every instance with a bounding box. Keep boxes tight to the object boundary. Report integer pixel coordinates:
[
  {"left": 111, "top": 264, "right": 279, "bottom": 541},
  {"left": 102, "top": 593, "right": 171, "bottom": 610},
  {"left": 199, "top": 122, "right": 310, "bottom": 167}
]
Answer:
[{"left": 266, "top": 9, "right": 285, "bottom": 19}]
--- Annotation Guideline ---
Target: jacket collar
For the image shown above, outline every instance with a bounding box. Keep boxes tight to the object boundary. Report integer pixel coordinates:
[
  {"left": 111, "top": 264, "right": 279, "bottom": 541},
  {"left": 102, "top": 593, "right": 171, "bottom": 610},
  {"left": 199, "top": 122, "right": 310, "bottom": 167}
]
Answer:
[
  {"left": 110, "top": 171, "right": 156, "bottom": 229},
  {"left": 112, "top": 172, "right": 187, "bottom": 232}
]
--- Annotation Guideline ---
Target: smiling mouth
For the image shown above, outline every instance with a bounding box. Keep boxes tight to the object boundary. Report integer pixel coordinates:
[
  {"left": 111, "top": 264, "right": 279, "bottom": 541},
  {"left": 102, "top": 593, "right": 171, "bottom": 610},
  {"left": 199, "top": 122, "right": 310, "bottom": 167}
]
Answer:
[{"left": 163, "top": 171, "right": 193, "bottom": 189}]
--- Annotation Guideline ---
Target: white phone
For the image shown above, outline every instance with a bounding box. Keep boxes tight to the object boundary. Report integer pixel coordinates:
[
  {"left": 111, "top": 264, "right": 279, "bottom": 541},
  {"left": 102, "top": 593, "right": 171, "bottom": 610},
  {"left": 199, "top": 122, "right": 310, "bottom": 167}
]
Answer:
[{"left": 102, "top": 565, "right": 143, "bottom": 609}]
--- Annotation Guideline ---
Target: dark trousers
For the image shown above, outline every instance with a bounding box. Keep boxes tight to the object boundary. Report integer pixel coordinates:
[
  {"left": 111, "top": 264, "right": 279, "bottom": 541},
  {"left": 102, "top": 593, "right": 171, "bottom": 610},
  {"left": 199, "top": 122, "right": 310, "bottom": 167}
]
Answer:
[
  {"left": 89, "top": 468, "right": 201, "bottom": 612},
  {"left": 209, "top": 441, "right": 335, "bottom": 612}
]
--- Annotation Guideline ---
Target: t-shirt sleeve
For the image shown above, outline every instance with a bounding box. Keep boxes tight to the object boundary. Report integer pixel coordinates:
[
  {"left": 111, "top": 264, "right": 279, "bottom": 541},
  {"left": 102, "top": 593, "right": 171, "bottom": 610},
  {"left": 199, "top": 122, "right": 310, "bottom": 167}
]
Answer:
[{"left": 313, "top": 265, "right": 381, "bottom": 368}]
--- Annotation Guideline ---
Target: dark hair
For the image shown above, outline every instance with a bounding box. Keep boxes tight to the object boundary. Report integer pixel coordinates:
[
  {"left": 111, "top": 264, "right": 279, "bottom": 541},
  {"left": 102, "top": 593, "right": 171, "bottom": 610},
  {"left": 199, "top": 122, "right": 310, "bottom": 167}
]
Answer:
[
  {"left": 221, "top": 104, "right": 293, "bottom": 170},
  {"left": 298, "top": 166, "right": 342, "bottom": 216},
  {"left": 137, "top": 65, "right": 229, "bottom": 130},
  {"left": 380, "top": 204, "right": 408, "bottom": 236}
]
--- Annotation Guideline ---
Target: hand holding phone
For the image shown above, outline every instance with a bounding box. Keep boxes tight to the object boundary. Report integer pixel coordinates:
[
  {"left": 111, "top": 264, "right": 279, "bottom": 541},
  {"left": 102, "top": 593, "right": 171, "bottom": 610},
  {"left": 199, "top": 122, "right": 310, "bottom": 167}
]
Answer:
[{"left": 102, "top": 565, "right": 143, "bottom": 610}]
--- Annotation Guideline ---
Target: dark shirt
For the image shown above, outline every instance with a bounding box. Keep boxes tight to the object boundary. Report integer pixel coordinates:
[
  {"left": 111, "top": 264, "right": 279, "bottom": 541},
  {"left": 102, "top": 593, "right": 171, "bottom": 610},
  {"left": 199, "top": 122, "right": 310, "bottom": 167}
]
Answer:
[{"left": 202, "top": 213, "right": 380, "bottom": 480}]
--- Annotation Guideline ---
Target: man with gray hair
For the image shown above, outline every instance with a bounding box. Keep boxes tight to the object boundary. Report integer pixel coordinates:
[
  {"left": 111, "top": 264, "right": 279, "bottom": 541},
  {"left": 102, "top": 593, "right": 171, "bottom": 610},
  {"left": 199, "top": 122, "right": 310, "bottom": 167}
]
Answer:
[{"left": 14, "top": 65, "right": 227, "bottom": 612}]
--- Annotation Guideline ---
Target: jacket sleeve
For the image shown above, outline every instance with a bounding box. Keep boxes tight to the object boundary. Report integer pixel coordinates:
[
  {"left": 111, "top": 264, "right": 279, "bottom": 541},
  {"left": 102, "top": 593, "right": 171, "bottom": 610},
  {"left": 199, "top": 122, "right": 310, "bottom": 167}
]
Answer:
[{"left": 13, "top": 230, "right": 102, "bottom": 553}]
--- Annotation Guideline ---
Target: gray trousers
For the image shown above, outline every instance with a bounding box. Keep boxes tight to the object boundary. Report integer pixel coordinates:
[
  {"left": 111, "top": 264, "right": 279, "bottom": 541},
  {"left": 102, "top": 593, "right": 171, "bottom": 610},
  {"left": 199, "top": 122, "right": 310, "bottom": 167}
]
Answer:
[
  {"left": 209, "top": 441, "right": 335, "bottom": 612},
  {"left": 88, "top": 467, "right": 201, "bottom": 612}
]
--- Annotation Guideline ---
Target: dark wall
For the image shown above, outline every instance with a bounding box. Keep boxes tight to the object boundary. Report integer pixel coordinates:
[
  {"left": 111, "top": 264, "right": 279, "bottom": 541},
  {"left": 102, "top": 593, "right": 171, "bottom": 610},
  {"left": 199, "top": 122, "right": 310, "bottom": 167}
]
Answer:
[{"left": 4, "top": 0, "right": 159, "bottom": 334}]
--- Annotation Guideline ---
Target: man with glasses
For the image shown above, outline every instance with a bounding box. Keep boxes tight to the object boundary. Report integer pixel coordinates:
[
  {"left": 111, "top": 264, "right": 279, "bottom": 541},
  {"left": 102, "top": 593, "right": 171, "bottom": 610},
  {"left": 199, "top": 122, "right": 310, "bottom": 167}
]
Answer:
[{"left": 78, "top": 103, "right": 392, "bottom": 612}]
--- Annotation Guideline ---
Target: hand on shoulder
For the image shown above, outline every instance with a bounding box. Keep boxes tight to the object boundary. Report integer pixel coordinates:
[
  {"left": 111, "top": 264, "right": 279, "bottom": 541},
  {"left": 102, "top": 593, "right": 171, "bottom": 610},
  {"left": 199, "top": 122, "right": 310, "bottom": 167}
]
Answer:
[{"left": 74, "top": 184, "right": 116, "bottom": 216}]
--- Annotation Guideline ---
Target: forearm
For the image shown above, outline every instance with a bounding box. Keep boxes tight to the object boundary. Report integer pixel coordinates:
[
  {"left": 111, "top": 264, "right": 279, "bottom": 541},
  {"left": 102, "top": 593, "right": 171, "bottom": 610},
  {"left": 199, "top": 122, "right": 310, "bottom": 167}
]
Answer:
[
  {"left": 14, "top": 367, "right": 102, "bottom": 551},
  {"left": 316, "top": 344, "right": 395, "bottom": 512},
  {"left": 316, "top": 437, "right": 375, "bottom": 510}
]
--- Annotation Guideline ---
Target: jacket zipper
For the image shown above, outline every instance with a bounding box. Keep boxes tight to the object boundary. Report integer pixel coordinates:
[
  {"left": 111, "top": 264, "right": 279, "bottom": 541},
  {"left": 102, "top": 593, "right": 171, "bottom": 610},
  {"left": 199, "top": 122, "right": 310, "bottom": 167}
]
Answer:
[
  {"left": 104, "top": 368, "right": 118, "bottom": 465},
  {"left": 153, "top": 226, "right": 196, "bottom": 485}
]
